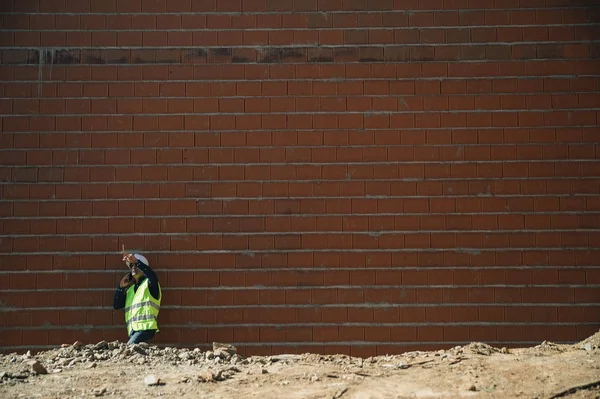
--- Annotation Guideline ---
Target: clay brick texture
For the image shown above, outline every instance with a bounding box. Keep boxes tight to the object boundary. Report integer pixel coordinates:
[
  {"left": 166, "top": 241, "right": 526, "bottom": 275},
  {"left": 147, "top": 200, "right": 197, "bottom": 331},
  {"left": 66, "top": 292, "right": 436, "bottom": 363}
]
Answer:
[{"left": 0, "top": 0, "right": 599, "bottom": 356}]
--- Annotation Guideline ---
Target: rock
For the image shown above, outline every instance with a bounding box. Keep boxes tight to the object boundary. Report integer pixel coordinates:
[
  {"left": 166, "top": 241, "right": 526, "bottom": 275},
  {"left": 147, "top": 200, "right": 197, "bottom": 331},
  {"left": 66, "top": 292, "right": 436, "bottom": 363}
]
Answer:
[
  {"left": 57, "top": 358, "right": 73, "bottom": 366},
  {"left": 268, "top": 354, "right": 302, "bottom": 363},
  {"left": 132, "top": 346, "right": 147, "bottom": 355},
  {"left": 583, "top": 343, "right": 594, "bottom": 352},
  {"left": 501, "top": 347, "right": 509, "bottom": 354},
  {"left": 0, "top": 371, "right": 7, "bottom": 380},
  {"left": 468, "top": 385, "right": 477, "bottom": 391},
  {"left": 144, "top": 375, "right": 162, "bottom": 386},
  {"left": 92, "top": 387, "right": 106, "bottom": 397},
  {"left": 85, "top": 362, "right": 97, "bottom": 369},
  {"left": 93, "top": 341, "right": 108, "bottom": 351},
  {"left": 27, "top": 360, "right": 47, "bottom": 375},
  {"left": 466, "top": 342, "right": 500, "bottom": 356},
  {"left": 199, "top": 370, "right": 219, "bottom": 382},
  {"left": 212, "top": 342, "right": 237, "bottom": 356},
  {"left": 72, "top": 341, "right": 84, "bottom": 348}
]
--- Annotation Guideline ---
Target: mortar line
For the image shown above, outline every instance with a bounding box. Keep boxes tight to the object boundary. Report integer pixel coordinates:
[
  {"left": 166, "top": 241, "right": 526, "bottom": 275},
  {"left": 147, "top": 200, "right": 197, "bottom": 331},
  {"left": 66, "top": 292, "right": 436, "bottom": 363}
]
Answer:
[{"left": 2, "top": 265, "right": 599, "bottom": 274}]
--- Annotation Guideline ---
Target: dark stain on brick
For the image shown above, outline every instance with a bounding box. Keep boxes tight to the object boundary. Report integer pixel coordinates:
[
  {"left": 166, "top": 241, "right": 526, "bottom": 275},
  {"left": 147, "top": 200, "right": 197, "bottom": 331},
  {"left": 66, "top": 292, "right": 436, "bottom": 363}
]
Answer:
[
  {"left": 308, "top": 47, "right": 334, "bottom": 63},
  {"left": 384, "top": 47, "right": 410, "bottom": 61},
  {"left": 232, "top": 56, "right": 250, "bottom": 63},
  {"left": 260, "top": 48, "right": 305, "bottom": 63},
  {"left": 282, "top": 48, "right": 305, "bottom": 61},
  {"left": 308, "top": 56, "right": 333, "bottom": 62},
  {"left": 232, "top": 48, "right": 257, "bottom": 63},
  {"left": 85, "top": 55, "right": 105, "bottom": 64},
  {"left": 54, "top": 50, "right": 79, "bottom": 64},
  {"left": 1, "top": 49, "right": 28, "bottom": 64},
  {"left": 105, "top": 49, "right": 129, "bottom": 64},
  {"left": 261, "top": 48, "right": 282, "bottom": 63},
  {"left": 83, "top": 51, "right": 106, "bottom": 64},
  {"left": 26, "top": 50, "right": 39, "bottom": 64},
  {"left": 309, "top": 56, "right": 334, "bottom": 63},
  {"left": 334, "top": 47, "right": 359, "bottom": 62},
  {"left": 359, "top": 47, "right": 383, "bottom": 61},
  {"left": 183, "top": 49, "right": 206, "bottom": 64},
  {"left": 211, "top": 47, "right": 232, "bottom": 57}
]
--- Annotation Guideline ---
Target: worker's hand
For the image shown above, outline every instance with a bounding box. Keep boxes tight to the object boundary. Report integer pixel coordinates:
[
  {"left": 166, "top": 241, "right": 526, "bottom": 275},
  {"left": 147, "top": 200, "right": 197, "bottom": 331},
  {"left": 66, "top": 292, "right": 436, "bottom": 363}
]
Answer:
[
  {"left": 120, "top": 273, "right": 135, "bottom": 289},
  {"left": 122, "top": 253, "right": 136, "bottom": 265}
]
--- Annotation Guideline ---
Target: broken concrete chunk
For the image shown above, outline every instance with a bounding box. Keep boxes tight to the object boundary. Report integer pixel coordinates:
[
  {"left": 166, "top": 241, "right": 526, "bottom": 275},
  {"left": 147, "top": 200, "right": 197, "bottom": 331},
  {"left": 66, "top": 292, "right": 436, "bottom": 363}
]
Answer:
[
  {"left": 268, "top": 354, "right": 302, "bottom": 362},
  {"left": 93, "top": 341, "right": 108, "bottom": 351},
  {"left": 27, "top": 360, "right": 47, "bottom": 375},
  {"left": 212, "top": 342, "right": 237, "bottom": 356}
]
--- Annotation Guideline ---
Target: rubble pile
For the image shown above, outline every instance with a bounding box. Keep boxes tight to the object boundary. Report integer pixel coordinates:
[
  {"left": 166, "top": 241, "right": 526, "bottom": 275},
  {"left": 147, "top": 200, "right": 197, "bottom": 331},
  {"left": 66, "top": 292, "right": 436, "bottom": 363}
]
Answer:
[
  {"left": 1, "top": 333, "right": 598, "bottom": 393},
  {"left": 0, "top": 341, "right": 246, "bottom": 386}
]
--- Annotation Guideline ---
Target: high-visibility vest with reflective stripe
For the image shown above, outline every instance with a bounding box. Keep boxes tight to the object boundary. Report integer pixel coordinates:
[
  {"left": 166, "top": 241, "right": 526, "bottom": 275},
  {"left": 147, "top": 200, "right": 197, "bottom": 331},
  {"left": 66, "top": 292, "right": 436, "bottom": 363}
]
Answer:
[{"left": 124, "top": 278, "right": 161, "bottom": 336}]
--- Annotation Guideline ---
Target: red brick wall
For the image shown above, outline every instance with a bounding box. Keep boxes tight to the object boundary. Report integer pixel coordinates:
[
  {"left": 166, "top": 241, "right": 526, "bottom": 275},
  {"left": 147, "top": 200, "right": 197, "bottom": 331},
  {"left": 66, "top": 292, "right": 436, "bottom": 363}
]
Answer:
[{"left": 1, "top": 0, "right": 599, "bottom": 355}]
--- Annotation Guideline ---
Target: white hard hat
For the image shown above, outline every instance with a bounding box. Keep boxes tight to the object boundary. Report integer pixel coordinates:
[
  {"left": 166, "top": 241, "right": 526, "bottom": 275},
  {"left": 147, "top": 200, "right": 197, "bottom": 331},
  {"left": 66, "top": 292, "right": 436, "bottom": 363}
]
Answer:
[{"left": 133, "top": 254, "right": 149, "bottom": 267}]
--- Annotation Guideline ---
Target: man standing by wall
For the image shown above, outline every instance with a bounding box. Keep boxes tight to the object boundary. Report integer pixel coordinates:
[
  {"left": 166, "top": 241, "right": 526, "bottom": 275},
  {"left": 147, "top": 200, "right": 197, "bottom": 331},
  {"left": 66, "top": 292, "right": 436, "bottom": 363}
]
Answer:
[{"left": 113, "top": 253, "right": 162, "bottom": 345}]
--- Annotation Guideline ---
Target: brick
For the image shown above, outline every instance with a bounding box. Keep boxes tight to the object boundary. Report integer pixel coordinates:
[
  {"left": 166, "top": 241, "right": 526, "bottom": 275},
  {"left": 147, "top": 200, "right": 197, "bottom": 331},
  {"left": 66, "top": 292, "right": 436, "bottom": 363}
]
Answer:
[{"left": 1, "top": 0, "right": 598, "bottom": 354}]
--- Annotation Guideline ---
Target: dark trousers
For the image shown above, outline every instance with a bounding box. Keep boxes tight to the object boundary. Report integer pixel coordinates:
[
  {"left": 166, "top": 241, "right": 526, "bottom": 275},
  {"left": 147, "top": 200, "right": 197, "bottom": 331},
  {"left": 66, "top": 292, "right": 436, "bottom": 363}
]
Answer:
[{"left": 127, "top": 329, "right": 156, "bottom": 344}]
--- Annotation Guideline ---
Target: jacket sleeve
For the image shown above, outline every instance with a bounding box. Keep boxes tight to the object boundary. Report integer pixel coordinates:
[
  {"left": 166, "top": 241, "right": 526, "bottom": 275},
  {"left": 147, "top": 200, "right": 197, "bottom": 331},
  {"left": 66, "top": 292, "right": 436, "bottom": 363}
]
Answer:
[
  {"left": 113, "top": 287, "right": 126, "bottom": 309},
  {"left": 136, "top": 261, "right": 160, "bottom": 300}
]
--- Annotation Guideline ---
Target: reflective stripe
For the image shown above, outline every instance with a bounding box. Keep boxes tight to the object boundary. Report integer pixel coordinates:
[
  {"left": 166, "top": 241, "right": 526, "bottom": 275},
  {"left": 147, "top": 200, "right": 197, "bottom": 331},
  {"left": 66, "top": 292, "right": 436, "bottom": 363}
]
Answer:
[
  {"left": 126, "top": 314, "right": 157, "bottom": 327},
  {"left": 125, "top": 301, "right": 160, "bottom": 313}
]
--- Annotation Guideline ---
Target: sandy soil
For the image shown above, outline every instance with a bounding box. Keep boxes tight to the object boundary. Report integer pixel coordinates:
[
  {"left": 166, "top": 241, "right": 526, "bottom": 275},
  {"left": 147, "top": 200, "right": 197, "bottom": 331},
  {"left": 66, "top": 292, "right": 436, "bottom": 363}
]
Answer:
[{"left": 1, "top": 333, "right": 599, "bottom": 399}]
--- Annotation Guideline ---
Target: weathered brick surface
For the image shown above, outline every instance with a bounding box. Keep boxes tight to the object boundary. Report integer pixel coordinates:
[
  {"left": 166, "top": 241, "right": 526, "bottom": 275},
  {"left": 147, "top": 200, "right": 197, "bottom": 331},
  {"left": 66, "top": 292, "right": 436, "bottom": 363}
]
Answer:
[{"left": 1, "top": 0, "right": 599, "bottom": 355}]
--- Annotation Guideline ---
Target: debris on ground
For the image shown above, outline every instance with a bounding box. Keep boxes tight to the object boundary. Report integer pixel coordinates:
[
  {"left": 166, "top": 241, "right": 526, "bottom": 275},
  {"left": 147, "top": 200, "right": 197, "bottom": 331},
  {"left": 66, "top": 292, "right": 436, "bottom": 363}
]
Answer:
[{"left": 0, "top": 334, "right": 599, "bottom": 398}]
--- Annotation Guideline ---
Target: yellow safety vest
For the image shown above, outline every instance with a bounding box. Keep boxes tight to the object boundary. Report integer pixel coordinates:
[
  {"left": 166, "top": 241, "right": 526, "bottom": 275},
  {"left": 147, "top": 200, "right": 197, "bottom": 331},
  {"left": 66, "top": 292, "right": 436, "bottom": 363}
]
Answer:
[{"left": 124, "top": 279, "right": 161, "bottom": 336}]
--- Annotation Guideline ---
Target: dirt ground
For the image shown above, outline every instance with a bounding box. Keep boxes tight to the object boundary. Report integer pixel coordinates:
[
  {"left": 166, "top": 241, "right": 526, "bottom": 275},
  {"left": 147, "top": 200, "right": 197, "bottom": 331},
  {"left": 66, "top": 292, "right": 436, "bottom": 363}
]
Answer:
[{"left": 1, "top": 333, "right": 599, "bottom": 399}]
